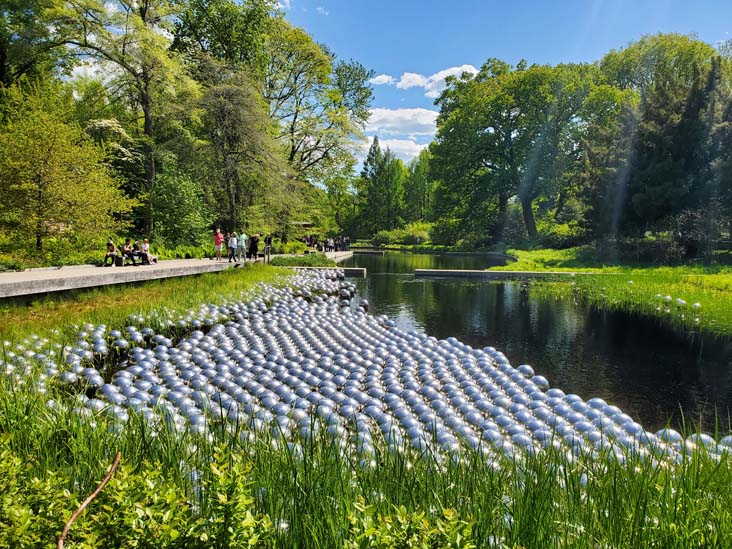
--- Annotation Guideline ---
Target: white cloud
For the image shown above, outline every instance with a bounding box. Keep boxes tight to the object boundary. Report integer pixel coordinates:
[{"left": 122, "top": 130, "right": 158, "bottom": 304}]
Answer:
[
  {"left": 369, "top": 74, "right": 395, "bottom": 86},
  {"left": 277, "top": 0, "right": 292, "bottom": 10},
  {"left": 379, "top": 138, "right": 428, "bottom": 162},
  {"left": 396, "top": 64, "right": 478, "bottom": 98},
  {"left": 395, "top": 72, "right": 427, "bottom": 90},
  {"left": 316, "top": 5, "right": 329, "bottom": 15},
  {"left": 366, "top": 107, "right": 438, "bottom": 136}
]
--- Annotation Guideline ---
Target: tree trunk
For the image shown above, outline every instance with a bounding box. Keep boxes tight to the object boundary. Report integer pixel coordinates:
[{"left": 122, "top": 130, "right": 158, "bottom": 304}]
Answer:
[
  {"left": 141, "top": 85, "right": 155, "bottom": 235},
  {"left": 520, "top": 194, "right": 538, "bottom": 239}
]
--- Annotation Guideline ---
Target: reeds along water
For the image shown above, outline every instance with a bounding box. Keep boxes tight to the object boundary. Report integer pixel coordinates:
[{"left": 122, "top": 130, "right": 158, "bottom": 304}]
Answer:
[{"left": 2, "top": 268, "right": 732, "bottom": 547}]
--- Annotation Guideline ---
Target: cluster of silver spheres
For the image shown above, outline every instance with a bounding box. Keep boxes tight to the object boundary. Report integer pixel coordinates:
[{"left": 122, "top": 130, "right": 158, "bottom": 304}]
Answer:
[{"left": 3, "top": 268, "right": 731, "bottom": 464}]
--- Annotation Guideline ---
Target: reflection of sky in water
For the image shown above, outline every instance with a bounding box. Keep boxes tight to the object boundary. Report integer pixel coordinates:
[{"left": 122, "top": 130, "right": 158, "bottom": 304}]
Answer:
[{"left": 344, "top": 251, "right": 732, "bottom": 432}]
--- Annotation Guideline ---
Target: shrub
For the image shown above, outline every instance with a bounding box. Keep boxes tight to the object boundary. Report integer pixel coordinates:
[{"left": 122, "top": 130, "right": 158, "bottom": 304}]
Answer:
[
  {"left": 429, "top": 218, "right": 462, "bottom": 246},
  {"left": 672, "top": 209, "right": 720, "bottom": 259},
  {"left": 0, "top": 440, "right": 275, "bottom": 548},
  {"left": 371, "top": 222, "right": 432, "bottom": 247},
  {"left": 275, "top": 240, "right": 308, "bottom": 255}
]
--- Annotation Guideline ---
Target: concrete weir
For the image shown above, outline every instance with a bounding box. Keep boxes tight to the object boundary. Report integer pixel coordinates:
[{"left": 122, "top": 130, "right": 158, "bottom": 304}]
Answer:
[
  {"left": 352, "top": 250, "right": 385, "bottom": 256},
  {"left": 414, "top": 269, "right": 583, "bottom": 280}
]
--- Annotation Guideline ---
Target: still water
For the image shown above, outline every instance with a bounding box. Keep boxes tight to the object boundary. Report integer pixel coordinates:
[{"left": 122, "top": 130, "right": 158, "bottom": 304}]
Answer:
[{"left": 343, "top": 251, "right": 732, "bottom": 432}]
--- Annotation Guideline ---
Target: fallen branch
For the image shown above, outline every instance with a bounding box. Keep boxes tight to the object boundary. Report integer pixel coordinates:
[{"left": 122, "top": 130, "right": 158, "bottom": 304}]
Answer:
[{"left": 57, "top": 452, "right": 121, "bottom": 549}]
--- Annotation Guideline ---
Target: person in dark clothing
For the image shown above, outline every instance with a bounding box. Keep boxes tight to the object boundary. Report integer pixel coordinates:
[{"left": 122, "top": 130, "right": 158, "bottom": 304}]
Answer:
[
  {"left": 121, "top": 238, "right": 138, "bottom": 265},
  {"left": 104, "top": 240, "right": 118, "bottom": 266},
  {"left": 263, "top": 233, "right": 273, "bottom": 263},
  {"left": 248, "top": 234, "right": 260, "bottom": 262}
]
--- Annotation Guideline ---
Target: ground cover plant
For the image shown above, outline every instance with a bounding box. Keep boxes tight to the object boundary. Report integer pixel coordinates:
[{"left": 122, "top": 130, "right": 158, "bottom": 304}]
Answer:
[{"left": 3, "top": 368, "right": 732, "bottom": 548}]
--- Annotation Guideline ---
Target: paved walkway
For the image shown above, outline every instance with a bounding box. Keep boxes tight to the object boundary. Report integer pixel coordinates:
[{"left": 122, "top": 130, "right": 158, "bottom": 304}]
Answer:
[{"left": 0, "top": 251, "right": 353, "bottom": 299}]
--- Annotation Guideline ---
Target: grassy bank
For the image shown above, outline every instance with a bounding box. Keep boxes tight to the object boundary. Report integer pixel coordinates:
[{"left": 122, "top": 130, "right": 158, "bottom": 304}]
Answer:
[
  {"left": 0, "top": 264, "right": 288, "bottom": 342},
  {"left": 269, "top": 254, "right": 336, "bottom": 267},
  {"left": 2, "top": 373, "right": 732, "bottom": 548},
  {"left": 2, "top": 261, "right": 732, "bottom": 547},
  {"left": 490, "top": 247, "right": 732, "bottom": 337}
]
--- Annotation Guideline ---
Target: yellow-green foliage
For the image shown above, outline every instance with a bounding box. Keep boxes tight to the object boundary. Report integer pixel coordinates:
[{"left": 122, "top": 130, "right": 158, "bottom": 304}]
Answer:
[
  {"left": 0, "top": 83, "right": 136, "bottom": 260},
  {"left": 0, "top": 441, "right": 274, "bottom": 549},
  {"left": 346, "top": 500, "right": 475, "bottom": 549},
  {"left": 270, "top": 254, "right": 335, "bottom": 267}
]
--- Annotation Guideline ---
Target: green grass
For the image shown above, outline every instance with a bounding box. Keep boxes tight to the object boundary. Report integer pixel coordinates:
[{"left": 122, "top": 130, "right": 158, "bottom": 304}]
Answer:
[
  {"left": 2, "top": 371, "right": 732, "bottom": 548},
  {"left": 2, "top": 261, "right": 732, "bottom": 547},
  {"left": 270, "top": 254, "right": 336, "bottom": 267},
  {"left": 489, "top": 247, "right": 732, "bottom": 337},
  {"left": 0, "top": 263, "right": 288, "bottom": 343}
]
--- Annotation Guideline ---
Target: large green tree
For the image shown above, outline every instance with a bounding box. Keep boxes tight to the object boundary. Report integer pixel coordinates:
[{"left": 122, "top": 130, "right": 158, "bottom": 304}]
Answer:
[
  {"left": 0, "top": 83, "right": 134, "bottom": 256},
  {"left": 60, "top": 0, "right": 197, "bottom": 232},
  {"left": 264, "top": 19, "right": 373, "bottom": 182},
  {"left": 0, "top": 0, "right": 67, "bottom": 87},
  {"left": 431, "top": 60, "right": 590, "bottom": 241},
  {"left": 403, "top": 149, "right": 435, "bottom": 223}
]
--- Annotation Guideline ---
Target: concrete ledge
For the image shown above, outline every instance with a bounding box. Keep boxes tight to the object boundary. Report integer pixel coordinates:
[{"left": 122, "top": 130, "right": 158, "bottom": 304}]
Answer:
[
  {"left": 414, "top": 269, "right": 584, "bottom": 280},
  {"left": 0, "top": 260, "right": 241, "bottom": 299},
  {"left": 327, "top": 251, "right": 354, "bottom": 263},
  {"left": 352, "top": 250, "right": 385, "bottom": 256}
]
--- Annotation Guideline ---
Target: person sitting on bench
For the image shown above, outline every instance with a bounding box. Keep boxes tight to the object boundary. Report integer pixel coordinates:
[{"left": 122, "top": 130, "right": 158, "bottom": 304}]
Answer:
[
  {"left": 104, "top": 240, "right": 118, "bottom": 266},
  {"left": 121, "top": 238, "right": 139, "bottom": 265},
  {"left": 133, "top": 240, "right": 149, "bottom": 265},
  {"left": 141, "top": 238, "right": 157, "bottom": 264}
]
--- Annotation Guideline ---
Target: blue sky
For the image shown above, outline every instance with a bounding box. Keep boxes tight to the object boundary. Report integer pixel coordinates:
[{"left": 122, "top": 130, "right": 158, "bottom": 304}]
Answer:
[{"left": 282, "top": 0, "right": 731, "bottom": 162}]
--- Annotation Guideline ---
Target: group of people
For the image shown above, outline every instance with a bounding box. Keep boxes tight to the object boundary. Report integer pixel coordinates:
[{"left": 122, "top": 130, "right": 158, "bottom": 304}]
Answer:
[
  {"left": 214, "top": 229, "right": 273, "bottom": 263},
  {"left": 304, "top": 235, "right": 350, "bottom": 253},
  {"left": 104, "top": 238, "right": 157, "bottom": 267}
]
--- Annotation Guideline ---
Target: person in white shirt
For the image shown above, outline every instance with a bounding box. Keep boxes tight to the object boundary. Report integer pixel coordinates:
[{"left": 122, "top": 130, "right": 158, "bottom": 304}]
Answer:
[{"left": 227, "top": 232, "right": 238, "bottom": 262}]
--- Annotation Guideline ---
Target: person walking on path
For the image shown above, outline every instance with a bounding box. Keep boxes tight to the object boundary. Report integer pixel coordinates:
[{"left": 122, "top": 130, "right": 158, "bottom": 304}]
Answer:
[
  {"left": 248, "top": 234, "right": 260, "bottom": 262},
  {"left": 264, "top": 233, "right": 273, "bottom": 264},
  {"left": 227, "top": 232, "right": 238, "bottom": 262},
  {"left": 238, "top": 230, "right": 248, "bottom": 262},
  {"left": 213, "top": 228, "right": 224, "bottom": 261}
]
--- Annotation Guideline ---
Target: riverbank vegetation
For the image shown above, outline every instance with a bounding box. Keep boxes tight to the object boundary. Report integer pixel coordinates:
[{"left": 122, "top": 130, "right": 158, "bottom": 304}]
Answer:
[
  {"left": 490, "top": 247, "right": 732, "bottom": 337},
  {"left": 3, "top": 371, "right": 732, "bottom": 548},
  {"left": 269, "top": 254, "right": 336, "bottom": 267},
  {"left": 0, "top": 264, "right": 287, "bottom": 342}
]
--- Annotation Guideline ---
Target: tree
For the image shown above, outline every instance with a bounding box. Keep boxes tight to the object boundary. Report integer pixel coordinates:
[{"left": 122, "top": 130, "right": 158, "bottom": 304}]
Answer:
[
  {"left": 403, "top": 149, "right": 435, "bottom": 222},
  {"left": 59, "top": 0, "right": 197, "bottom": 232},
  {"left": 200, "top": 67, "right": 288, "bottom": 229},
  {"left": 601, "top": 33, "right": 717, "bottom": 91},
  {"left": 431, "top": 60, "right": 590, "bottom": 241},
  {"left": 264, "top": 19, "right": 373, "bottom": 181},
  {"left": 0, "top": 0, "right": 67, "bottom": 87},
  {"left": 357, "top": 139, "right": 406, "bottom": 234},
  {"left": 0, "top": 83, "right": 134, "bottom": 256},
  {"left": 172, "top": 0, "right": 274, "bottom": 75}
]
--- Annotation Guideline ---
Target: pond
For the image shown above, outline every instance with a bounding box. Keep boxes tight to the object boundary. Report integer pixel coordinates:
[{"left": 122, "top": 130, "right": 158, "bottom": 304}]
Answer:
[{"left": 343, "top": 251, "right": 732, "bottom": 432}]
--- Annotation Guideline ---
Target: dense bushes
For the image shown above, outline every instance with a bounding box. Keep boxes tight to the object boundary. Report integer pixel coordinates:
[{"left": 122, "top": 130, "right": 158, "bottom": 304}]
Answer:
[
  {"left": 371, "top": 222, "right": 433, "bottom": 246},
  {"left": 273, "top": 240, "right": 308, "bottom": 255}
]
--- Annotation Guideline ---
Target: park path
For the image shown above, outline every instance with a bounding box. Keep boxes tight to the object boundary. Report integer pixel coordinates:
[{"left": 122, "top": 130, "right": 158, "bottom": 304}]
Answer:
[{"left": 0, "top": 252, "right": 353, "bottom": 299}]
